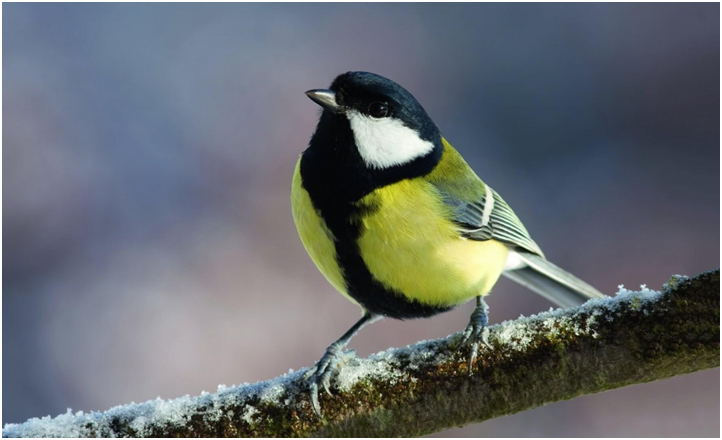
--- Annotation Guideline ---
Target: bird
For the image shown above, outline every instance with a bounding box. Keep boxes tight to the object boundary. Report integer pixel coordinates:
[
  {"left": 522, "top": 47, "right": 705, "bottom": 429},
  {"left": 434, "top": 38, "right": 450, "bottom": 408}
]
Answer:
[{"left": 291, "top": 71, "right": 605, "bottom": 416}]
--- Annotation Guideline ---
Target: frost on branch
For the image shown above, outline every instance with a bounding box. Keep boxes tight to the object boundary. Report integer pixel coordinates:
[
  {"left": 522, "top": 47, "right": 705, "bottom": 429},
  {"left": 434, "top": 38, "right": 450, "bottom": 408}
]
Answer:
[{"left": 3, "top": 269, "right": 719, "bottom": 438}]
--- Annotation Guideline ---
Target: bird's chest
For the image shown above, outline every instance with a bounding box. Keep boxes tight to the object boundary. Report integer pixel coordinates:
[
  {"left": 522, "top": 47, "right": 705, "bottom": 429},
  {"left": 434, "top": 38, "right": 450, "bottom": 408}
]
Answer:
[{"left": 354, "top": 180, "right": 509, "bottom": 307}]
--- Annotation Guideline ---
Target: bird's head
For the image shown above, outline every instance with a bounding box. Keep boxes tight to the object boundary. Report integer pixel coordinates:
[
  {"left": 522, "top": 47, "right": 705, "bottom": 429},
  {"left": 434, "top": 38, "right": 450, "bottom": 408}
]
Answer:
[{"left": 306, "top": 72, "right": 442, "bottom": 170}]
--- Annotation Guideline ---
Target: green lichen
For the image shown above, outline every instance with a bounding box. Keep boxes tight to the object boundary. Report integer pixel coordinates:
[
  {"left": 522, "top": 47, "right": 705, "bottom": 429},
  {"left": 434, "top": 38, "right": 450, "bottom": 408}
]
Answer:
[{"left": 4, "top": 269, "right": 719, "bottom": 438}]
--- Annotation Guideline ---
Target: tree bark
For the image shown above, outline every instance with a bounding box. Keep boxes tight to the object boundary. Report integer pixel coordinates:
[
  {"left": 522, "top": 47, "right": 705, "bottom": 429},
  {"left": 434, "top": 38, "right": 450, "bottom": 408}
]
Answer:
[{"left": 3, "top": 269, "right": 719, "bottom": 438}]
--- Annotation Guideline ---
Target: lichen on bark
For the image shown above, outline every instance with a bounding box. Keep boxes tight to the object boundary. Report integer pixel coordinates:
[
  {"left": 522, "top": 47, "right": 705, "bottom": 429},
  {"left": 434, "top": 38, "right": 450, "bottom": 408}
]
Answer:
[{"left": 3, "top": 269, "right": 719, "bottom": 438}]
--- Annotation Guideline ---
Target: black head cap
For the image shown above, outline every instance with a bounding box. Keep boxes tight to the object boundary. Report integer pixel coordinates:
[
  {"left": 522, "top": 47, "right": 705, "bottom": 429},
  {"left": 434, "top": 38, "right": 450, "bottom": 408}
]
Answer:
[{"left": 329, "top": 72, "right": 441, "bottom": 144}]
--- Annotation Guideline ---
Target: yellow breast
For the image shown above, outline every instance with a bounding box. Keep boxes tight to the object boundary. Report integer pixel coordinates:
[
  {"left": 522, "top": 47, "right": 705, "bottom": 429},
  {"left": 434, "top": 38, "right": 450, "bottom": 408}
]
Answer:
[
  {"left": 355, "top": 179, "right": 509, "bottom": 308},
  {"left": 291, "top": 157, "right": 355, "bottom": 304}
]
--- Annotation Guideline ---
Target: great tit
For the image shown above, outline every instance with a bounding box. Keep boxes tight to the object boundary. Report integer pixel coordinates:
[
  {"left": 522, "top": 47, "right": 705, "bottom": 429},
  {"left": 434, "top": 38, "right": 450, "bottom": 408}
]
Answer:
[{"left": 292, "top": 71, "right": 605, "bottom": 416}]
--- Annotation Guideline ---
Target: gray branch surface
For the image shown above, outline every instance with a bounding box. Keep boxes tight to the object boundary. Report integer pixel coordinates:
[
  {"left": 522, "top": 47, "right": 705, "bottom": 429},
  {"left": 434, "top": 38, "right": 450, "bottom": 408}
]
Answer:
[{"left": 4, "top": 269, "right": 719, "bottom": 438}]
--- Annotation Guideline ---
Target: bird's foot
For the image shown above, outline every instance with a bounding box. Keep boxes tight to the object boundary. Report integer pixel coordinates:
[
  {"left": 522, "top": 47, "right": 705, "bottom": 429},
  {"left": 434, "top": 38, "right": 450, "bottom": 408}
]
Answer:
[
  {"left": 302, "top": 313, "right": 379, "bottom": 417},
  {"left": 303, "top": 344, "right": 346, "bottom": 417},
  {"left": 458, "top": 297, "right": 491, "bottom": 372}
]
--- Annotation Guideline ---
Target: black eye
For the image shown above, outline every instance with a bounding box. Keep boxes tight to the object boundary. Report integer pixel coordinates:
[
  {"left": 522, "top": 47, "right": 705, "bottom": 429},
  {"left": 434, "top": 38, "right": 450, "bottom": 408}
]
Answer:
[{"left": 368, "top": 102, "right": 389, "bottom": 118}]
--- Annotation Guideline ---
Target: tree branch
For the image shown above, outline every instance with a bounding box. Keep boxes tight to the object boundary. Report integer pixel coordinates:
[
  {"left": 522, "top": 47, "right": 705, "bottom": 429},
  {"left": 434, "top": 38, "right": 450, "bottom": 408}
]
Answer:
[{"left": 4, "top": 269, "right": 719, "bottom": 438}]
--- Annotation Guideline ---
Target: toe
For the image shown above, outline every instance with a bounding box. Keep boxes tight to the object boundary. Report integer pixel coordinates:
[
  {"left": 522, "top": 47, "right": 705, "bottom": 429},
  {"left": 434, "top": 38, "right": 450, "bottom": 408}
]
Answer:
[
  {"left": 302, "top": 365, "right": 318, "bottom": 381},
  {"left": 467, "top": 341, "right": 479, "bottom": 372},
  {"left": 458, "top": 324, "right": 474, "bottom": 347},
  {"left": 481, "top": 327, "right": 492, "bottom": 349}
]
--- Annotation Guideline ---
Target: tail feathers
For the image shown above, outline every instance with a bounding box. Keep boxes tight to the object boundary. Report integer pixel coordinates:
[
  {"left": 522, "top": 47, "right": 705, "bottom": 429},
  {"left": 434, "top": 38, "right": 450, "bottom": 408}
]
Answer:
[{"left": 503, "top": 252, "right": 606, "bottom": 308}]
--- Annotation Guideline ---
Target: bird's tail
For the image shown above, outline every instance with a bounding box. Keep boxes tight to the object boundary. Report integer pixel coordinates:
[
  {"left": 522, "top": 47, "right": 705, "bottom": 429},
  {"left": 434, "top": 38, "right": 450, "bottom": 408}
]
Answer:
[{"left": 503, "top": 251, "right": 606, "bottom": 308}]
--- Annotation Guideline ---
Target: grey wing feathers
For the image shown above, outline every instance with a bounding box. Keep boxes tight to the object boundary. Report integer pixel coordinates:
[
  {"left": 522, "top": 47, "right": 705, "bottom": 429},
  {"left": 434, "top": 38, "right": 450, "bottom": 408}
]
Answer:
[
  {"left": 487, "top": 191, "right": 544, "bottom": 257},
  {"left": 442, "top": 186, "right": 544, "bottom": 257},
  {"left": 441, "top": 196, "right": 493, "bottom": 240},
  {"left": 437, "top": 183, "right": 606, "bottom": 308},
  {"left": 503, "top": 252, "right": 606, "bottom": 308}
]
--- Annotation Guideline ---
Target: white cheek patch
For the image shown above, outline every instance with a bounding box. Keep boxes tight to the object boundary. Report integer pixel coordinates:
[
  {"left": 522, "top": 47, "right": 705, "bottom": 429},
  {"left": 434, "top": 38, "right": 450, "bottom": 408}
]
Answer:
[{"left": 346, "top": 110, "right": 435, "bottom": 169}]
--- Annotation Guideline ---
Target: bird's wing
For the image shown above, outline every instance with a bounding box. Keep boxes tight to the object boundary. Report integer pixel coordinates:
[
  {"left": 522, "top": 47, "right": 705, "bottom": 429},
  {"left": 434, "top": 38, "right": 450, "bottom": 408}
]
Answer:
[
  {"left": 425, "top": 139, "right": 606, "bottom": 307},
  {"left": 438, "top": 182, "right": 545, "bottom": 258},
  {"left": 425, "top": 139, "right": 545, "bottom": 257}
]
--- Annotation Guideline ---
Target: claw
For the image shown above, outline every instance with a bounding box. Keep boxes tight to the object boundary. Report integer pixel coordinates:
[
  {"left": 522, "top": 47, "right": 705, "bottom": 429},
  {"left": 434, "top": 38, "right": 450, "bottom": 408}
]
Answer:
[
  {"left": 306, "top": 345, "right": 343, "bottom": 416},
  {"left": 309, "top": 382, "right": 321, "bottom": 417},
  {"left": 321, "top": 371, "right": 333, "bottom": 396},
  {"left": 468, "top": 341, "right": 479, "bottom": 370},
  {"left": 459, "top": 297, "right": 492, "bottom": 373}
]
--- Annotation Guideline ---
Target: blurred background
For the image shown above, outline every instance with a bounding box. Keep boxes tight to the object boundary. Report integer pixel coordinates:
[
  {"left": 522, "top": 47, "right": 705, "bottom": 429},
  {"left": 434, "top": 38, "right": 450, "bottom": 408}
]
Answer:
[{"left": 3, "top": 3, "right": 719, "bottom": 436}]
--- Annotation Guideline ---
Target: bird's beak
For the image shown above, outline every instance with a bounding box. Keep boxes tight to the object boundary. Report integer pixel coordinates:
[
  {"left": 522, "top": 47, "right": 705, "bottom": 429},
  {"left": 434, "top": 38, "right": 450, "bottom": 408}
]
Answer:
[{"left": 305, "top": 89, "right": 344, "bottom": 113}]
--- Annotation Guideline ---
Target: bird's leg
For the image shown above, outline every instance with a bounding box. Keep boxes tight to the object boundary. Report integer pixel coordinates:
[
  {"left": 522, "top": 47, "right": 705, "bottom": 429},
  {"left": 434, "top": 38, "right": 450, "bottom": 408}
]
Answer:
[
  {"left": 303, "top": 312, "right": 381, "bottom": 416},
  {"left": 459, "top": 296, "right": 491, "bottom": 372}
]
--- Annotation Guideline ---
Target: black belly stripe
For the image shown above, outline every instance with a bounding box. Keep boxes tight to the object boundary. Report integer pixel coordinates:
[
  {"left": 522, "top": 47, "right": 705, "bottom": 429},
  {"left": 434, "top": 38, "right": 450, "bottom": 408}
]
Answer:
[{"left": 329, "top": 210, "right": 451, "bottom": 319}]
